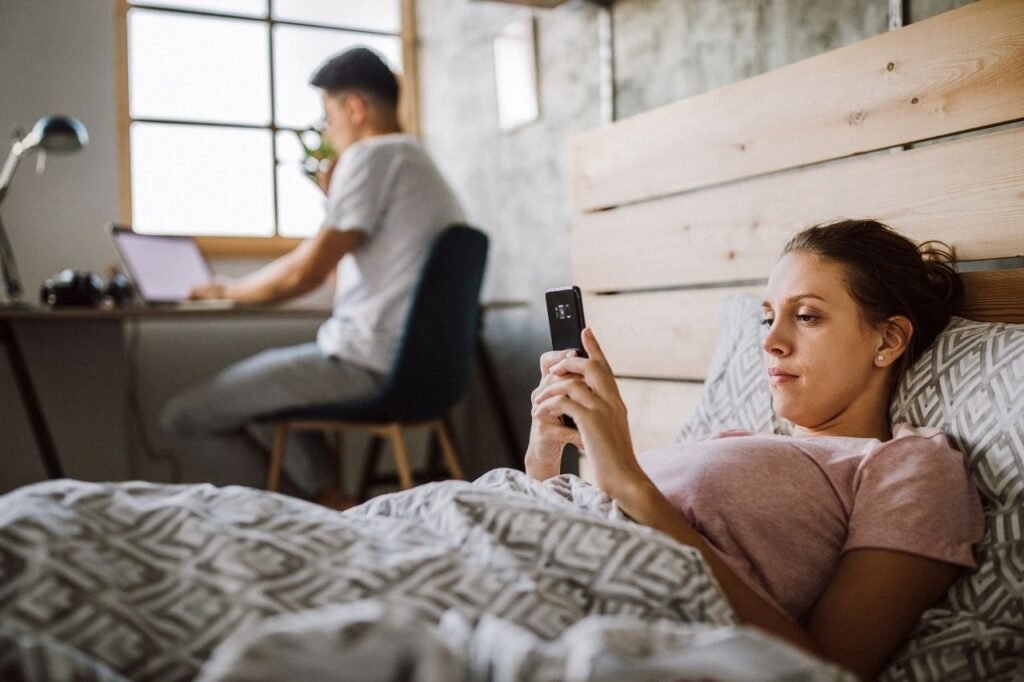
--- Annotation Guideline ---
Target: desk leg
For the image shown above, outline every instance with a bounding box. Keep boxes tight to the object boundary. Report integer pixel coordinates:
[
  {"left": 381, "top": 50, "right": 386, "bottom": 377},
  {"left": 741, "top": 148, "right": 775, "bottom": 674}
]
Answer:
[
  {"left": 475, "top": 334, "right": 523, "bottom": 468},
  {"left": 0, "top": 320, "right": 64, "bottom": 478}
]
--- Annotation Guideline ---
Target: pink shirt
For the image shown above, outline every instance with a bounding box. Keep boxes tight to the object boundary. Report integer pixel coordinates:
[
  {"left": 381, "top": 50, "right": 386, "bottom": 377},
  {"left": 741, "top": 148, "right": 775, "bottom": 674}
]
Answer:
[{"left": 637, "top": 423, "right": 985, "bottom": 623}]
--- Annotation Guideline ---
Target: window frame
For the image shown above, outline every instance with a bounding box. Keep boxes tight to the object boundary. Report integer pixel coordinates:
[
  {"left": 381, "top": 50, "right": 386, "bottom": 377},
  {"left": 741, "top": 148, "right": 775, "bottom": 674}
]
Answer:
[{"left": 114, "top": 0, "right": 419, "bottom": 258}]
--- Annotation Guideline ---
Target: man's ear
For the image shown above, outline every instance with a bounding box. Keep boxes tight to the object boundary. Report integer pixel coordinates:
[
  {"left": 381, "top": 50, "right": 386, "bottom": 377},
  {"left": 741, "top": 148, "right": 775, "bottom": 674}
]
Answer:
[
  {"left": 876, "top": 315, "right": 913, "bottom": 367},
  {"left": 344, "top": 94, "right": 369, "bottom": 125}
]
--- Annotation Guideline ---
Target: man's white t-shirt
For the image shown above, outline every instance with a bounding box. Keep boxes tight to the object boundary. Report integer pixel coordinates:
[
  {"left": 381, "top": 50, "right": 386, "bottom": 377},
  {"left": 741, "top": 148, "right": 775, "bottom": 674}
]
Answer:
[{"left": 316, "top": 133, "right": 465, "bottom": 374}]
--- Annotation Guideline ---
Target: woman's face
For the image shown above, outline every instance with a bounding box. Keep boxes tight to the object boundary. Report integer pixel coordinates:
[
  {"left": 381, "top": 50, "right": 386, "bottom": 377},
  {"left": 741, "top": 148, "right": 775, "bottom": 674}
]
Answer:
[{"left": 761, "top": 251, "right": 888, "bottom": 434}]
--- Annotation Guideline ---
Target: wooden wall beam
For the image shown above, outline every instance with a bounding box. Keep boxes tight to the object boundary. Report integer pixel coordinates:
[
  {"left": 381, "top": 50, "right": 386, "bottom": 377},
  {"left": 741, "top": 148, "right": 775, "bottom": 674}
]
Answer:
[
  {"left": 570, "top": 0, "right": 1024, "bottom": 212},
  {"left": 574, "top": 126, "right": 1024, "bottom": 293}
]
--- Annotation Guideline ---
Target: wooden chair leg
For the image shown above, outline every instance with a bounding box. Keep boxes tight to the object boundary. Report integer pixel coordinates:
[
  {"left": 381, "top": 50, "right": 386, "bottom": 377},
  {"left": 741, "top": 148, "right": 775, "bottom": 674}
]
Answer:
[
  {"left": 266, "top": 421, "right": 289, "bottom": 491},
  {"left": 387, "top": 424, "right": 415, "bottom": 490},
  {"left": 433, "top": 419, "right": 465, "bottom": 480}
]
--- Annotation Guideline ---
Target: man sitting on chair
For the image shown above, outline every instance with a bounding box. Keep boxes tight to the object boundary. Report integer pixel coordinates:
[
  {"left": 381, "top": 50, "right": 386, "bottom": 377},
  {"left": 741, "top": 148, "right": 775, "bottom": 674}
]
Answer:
[{"left": 161, "top": 47, "right": 465, "bottom": 502}]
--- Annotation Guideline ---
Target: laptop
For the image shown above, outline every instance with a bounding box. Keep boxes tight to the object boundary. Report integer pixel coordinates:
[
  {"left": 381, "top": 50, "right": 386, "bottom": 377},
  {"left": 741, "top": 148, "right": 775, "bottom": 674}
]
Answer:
[{"left": 108, "top": 224, "right": 236, "bottom": 308}]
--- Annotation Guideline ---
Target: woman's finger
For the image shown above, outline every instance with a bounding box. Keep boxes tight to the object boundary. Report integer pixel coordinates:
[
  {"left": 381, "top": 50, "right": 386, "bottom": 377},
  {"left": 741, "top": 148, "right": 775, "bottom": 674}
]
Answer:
[
  {"left": 533, "top": 395, "right": 583, "bottom": 423},
  {"left": 540, "top": 349, "right": 577, "bottom": 376},
  {"left": 581, "top": 327, "right": 611, "bottom": 368},
  {"left": 550, "top": 355, "right": 621, "bottom": 402},
  {"left": 533, "top": 376, "right": 600, "bottom": 411},
  {"left": 532, "top": 370, "right": 572, "bottom": 404}
]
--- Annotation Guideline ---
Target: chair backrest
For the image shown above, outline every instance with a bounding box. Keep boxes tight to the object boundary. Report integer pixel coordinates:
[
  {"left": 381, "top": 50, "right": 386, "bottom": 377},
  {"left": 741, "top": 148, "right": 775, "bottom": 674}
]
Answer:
[{"left": 366, "top": 224, "right": 489, "bottom": 421}]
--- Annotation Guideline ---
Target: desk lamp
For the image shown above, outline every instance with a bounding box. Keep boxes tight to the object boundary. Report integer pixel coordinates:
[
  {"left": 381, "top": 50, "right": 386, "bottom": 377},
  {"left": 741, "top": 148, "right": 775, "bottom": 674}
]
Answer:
[{"left": 0, "top": 115, "right": 89, "bottom": 307}]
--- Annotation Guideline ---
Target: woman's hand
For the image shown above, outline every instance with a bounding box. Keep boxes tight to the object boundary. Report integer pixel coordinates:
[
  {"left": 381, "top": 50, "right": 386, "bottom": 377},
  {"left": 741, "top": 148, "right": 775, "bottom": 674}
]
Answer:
[
  {"left": 525, "top": 349, "right": 584, "bottom": 480},
  {"left": 531, "top": 328, "right": 646, "bottom": 497}
]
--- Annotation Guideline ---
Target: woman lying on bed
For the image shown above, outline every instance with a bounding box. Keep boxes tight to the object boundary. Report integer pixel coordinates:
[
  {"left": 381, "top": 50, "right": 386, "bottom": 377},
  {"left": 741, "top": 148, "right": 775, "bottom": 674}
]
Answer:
[{"left": 527, "top": 219, "right": 984, "bottom": 681}]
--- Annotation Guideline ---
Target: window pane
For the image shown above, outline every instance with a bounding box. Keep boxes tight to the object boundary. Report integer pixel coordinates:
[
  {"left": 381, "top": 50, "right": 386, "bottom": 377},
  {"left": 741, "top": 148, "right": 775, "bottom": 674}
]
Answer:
[
  {"left": 275, "top": 129, "right": 307, "bottom": 164},
  {"left": 276, "top": 162, "right": 325, "bottom": 238},
  {"left": 272, "top": 0, "right": 400, "bottom": 33},
  {"left": 129, "top": 9, "right": 270, "bottom": 125},
  {"left": 273, "top": 25, "right": 402, "bottom": 129},
  {"left": 131, "top": 123, "right": 274, "bottom": 236},
  {"left": 494, "top": 18, "right": 539, "bottom": 130},
  {"left": 129, "top": 0, "right": 267, "bottom": 18}
]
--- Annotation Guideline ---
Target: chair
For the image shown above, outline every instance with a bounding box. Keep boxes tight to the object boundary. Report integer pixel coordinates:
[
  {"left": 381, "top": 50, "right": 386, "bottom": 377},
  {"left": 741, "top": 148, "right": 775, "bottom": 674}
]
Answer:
[{"left": 263, "top": 224, "right": 489, "bottom": 496}]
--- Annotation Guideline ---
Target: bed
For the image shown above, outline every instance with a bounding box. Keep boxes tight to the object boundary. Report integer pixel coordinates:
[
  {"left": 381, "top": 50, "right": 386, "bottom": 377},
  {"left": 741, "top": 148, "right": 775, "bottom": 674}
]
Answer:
[{"left": 1, "top": 2, "right": 1022, "bottom": 680}]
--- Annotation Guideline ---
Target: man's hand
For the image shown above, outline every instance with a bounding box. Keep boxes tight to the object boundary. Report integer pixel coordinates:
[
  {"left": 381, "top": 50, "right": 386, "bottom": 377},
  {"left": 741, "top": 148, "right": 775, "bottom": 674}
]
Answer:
[
  {"left": 188, "top": 280, "right": 229, "bottom": 300},
  {"left": 315, "top": 156, "right": 339, "bottom": 195}
]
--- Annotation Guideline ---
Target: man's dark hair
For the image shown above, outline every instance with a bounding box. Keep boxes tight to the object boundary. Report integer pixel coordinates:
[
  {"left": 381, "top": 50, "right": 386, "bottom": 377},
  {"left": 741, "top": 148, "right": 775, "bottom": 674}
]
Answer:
[{"left": 309, "top": 47, "right": 399, "bottom": 108}]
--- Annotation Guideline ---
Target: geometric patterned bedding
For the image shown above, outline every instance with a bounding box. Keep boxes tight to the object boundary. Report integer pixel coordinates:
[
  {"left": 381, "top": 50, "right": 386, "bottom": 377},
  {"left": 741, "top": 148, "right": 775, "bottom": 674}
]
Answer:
[{"left": 0, "top": 470, "right": 854, "bottom": 681}]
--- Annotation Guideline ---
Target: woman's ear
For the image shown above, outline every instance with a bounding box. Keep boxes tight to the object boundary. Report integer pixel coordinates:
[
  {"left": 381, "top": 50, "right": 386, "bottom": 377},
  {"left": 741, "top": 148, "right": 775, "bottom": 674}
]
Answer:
[{"left": 875, "top": 316, "right": 913, "bottom": 367}]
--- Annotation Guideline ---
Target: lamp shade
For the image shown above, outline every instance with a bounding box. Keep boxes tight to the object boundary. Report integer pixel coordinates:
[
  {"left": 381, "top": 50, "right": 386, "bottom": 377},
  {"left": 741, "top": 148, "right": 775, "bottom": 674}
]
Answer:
[{"left": 28, "top": 116, "right": 89, "bottom": 153}]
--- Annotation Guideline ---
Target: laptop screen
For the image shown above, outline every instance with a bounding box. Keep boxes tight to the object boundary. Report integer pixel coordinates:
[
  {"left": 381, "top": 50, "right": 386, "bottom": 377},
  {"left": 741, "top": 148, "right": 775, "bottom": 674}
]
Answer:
[{"left": 111, "top": 229, "right": 212, "bottom": 303}]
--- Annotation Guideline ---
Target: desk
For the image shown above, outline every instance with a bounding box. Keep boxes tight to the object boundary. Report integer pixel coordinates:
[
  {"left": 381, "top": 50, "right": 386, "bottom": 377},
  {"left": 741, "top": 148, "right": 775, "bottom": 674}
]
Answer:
[{"left": 0, "top": 303, "right": 524, "bottom": 480}]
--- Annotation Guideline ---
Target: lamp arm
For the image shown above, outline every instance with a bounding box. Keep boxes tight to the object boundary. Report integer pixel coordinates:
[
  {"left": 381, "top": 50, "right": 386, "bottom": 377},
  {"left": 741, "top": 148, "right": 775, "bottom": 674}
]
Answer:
[
  {"left": 0, "top": 212, "right": 23, "bottom": 300},
  {"left": 0, "top": 140, "right": 28, "bottom": 206}
]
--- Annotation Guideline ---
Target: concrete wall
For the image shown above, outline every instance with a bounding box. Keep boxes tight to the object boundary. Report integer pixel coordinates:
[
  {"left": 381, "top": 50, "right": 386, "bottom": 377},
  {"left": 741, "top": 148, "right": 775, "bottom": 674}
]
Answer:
[
  {"left": 1, "top": 0, "right": 971, "bottom": 494},
  {"left": 1, "top": 0, "right": 127, "bottom": 489}
]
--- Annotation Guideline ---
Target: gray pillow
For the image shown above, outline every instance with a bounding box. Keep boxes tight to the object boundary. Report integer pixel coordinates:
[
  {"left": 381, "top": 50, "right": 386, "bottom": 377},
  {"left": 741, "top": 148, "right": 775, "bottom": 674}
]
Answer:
[
  {"left": 883, "top": 318, "right": 1024, "bottom": 681},
  {"left": 676, "top": 295, "right": 790, "bottom": 442}
]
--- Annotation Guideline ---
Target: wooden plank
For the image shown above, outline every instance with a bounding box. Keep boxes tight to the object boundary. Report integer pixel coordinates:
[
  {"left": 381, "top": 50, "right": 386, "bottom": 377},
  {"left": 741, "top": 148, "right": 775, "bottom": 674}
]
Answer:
[
  {"left": 618, "top": 378, "right": 703, "bottom": 454},
  {"left": 584, "top": 287, "right": 761, "bottom": 381},
  {"left": 196, "top": 235, "right": 301, "bottom": 259},
  {"left": 573, "top": 126, "right": 1024, "bottom": 293},
  {"left": 961, "top": 269, "right": 1024, "bottom": 323},
  {"left": 570, "top": 0, "right": 1024, "bottom": 212},
  {"left": 400, "top": 0, "right": 421, "bottom": 137}
]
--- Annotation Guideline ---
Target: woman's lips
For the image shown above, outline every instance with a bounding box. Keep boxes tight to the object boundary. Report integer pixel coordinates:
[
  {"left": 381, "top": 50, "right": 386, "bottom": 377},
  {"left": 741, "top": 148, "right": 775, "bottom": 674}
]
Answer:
[{"left": 768, "top": 368, "right": 798, "bottom": 385}]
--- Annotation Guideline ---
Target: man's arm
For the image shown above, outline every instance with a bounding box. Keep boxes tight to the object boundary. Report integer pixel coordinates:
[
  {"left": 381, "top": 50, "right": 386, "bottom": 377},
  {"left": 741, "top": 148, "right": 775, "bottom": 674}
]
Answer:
[{"left": 192, "top": 228, "right": 364, "bottom": 303}]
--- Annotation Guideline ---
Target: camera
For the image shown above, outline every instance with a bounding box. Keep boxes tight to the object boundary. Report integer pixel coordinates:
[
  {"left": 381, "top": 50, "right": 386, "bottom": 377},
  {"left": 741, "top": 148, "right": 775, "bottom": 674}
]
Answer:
[{"left": 40, "top": 269, "right": 134, "bottom": 307}]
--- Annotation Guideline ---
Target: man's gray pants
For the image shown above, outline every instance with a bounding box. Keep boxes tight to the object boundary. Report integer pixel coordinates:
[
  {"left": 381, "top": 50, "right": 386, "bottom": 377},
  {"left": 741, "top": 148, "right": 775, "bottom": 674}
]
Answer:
[{"left": 161, "top": 343, "right": 386, "bottom": 496}]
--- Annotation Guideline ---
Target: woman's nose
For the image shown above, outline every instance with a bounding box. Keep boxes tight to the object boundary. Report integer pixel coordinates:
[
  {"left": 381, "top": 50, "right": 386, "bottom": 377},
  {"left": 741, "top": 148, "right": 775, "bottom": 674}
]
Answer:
[{"left": 762, "top": 323, "right": 789, "bottom": 356}]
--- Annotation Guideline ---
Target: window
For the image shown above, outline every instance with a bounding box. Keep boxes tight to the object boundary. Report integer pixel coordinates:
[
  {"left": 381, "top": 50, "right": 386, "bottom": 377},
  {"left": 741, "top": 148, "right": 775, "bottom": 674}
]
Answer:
[{"left": 116, "top": 0, "right": 413, "bottom": 256}]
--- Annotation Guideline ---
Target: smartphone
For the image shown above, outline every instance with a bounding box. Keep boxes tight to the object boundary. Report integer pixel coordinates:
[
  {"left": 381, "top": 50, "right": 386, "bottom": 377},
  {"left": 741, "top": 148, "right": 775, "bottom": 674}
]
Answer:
[{"left": 545, "top": 286, "right": 588, "bottom": 428}]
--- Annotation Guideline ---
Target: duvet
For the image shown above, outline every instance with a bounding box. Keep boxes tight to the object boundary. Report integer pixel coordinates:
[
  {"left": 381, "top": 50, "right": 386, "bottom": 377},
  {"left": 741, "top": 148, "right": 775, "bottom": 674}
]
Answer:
[{"left": 0, "top": 469, "right": 852, "bottom": 681}]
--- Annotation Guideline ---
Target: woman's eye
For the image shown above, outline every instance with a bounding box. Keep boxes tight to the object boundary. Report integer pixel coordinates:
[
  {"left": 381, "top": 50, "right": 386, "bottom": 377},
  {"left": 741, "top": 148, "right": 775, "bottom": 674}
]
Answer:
[
  {"left": 796, "top": 314, "right": 818, "bottom": 323},
  {"left": 760, "top": 317, "right": 774, "bottom": 328}
]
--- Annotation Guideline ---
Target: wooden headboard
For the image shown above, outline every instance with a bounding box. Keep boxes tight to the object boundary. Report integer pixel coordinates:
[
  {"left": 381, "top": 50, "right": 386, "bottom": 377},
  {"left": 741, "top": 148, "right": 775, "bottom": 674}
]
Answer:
[{"left": 568, "top": 0, "right": 1024, "bottom": 454}]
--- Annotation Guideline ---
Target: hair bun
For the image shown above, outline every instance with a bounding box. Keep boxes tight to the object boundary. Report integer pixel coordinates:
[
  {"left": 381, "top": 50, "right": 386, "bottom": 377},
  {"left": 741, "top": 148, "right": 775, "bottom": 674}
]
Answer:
[{"left": 918, "top": 240, "right": 965, "bottom": 314}]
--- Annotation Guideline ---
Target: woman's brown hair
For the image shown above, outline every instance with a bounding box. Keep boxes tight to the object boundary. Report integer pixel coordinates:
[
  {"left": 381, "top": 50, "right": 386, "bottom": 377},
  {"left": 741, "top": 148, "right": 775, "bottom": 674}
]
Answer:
[{"left": 782, "top": 219, "right": 963, "bottom": 385}]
